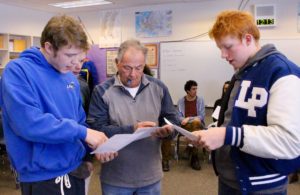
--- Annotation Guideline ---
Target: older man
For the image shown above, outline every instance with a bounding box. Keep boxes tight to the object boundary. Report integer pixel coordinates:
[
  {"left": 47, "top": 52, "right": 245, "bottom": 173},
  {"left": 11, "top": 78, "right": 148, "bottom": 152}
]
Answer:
[{"left": 88, "top": 39, "right": 179, "bottom": 194}]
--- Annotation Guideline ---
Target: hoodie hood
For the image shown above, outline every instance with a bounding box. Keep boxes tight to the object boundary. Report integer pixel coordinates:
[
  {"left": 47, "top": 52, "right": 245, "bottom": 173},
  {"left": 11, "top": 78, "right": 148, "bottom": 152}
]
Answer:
[
  {"left": 19, "top": 47, "right": 53, "bottom": 70},
  {"left": 236, "top": 44, "right": 282, "bottom": 79}
]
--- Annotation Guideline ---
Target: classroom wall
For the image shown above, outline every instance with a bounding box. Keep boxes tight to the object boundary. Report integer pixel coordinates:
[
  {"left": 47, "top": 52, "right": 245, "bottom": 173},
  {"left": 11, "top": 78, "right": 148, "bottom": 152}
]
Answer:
[
  {"left": 0, "top": 4, "right": 53, "bottom": 36},
  {"left": 1, "top": 0, "right": 300, "bottom": 42},
  {"left": 75, "top": 0, "right": 300, "bottom": 44},
  {"left": 0, "top": 0, "right": 299, "bottom": 105}
]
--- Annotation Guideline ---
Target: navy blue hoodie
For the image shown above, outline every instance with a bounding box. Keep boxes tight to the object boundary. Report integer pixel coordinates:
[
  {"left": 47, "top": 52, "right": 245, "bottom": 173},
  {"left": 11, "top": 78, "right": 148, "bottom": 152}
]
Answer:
[{"left": 0, "top": 47, "right": 87, "bottom": 182}]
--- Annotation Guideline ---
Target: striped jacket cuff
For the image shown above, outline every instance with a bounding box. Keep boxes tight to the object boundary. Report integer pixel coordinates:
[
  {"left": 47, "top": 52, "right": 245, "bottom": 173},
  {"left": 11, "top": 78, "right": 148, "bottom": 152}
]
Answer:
[{"left": 224, "top": 126, "right": 244, "bottom": 147}]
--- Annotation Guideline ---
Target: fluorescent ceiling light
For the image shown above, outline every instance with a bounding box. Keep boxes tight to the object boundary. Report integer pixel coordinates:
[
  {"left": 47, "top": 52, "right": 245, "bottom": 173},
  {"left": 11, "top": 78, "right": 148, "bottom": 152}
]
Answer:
[{"left": 49, "top": 0, "right": 112, "bottom": 9}]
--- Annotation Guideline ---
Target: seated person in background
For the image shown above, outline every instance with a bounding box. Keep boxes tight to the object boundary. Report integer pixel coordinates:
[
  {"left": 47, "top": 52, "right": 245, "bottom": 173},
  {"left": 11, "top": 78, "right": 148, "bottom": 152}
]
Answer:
[
  {"left": 212, "top": 81, "right": 230, "bottom": 122},
  {"left": 178, "top": 80, "right": 205, "bottom": 170},
  {"left": 161, "top": 80, "right": 205, "bottom": 171}
]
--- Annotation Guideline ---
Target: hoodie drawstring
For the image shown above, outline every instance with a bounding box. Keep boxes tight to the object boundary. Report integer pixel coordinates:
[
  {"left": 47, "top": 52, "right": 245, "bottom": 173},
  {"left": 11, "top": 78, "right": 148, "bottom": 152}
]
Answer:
[{"left": 55, "top": 174, "right": 71, "bottom": 195}]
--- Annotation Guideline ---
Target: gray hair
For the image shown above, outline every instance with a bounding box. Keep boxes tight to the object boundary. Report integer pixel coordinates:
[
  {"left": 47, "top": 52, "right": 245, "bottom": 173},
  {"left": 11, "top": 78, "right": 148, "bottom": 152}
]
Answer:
[{"left": 116, "top": 39, "right": 148, "bottom": 63}]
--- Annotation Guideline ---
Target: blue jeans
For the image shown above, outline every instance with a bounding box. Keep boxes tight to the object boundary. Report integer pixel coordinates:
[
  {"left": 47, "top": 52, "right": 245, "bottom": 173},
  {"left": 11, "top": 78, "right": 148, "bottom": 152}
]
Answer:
[
  {"left": 101, "top": 181, "right": 161, "bottom": 195},
  {"left": 218, "top": 179, "right": 287, "bottom": 195}
]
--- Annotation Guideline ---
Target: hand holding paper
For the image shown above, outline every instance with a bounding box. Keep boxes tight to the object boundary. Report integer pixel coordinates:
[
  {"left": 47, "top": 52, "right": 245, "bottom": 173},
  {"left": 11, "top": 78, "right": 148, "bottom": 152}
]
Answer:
[
  {"left": 95, "top": 152, "right": 118, "bottom": 163},
  {"left": 85, "top": 128, "right": 108, "bottom": 150},
  {"left": 134, "top": 121, "right": 156, "bottom": 131},
  {"left": 163, "top": 118, "right": 198, "bottom": 141},
  {"left": 151, "top": 124, "right": 173, "bottom": 138},
  {"left": 91, "top": 127, "right": 158, "bottom": 154},
  {"left": 189, "top": 127, "right": 226, "bottom": 151}
]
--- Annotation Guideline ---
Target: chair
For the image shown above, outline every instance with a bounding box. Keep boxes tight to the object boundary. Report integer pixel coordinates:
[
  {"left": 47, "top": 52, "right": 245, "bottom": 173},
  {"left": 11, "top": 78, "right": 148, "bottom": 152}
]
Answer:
[
  {"left": 174, "top": 120, "right": 204, "bottom": 161},
  {"left": 174, "top": 133, "right": 190, "bottom": 161}
]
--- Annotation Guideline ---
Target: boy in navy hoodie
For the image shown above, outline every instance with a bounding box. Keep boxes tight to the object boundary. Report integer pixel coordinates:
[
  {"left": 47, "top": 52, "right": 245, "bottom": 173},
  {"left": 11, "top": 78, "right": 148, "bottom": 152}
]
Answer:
[
  {"left": 0, "top": 15, "right": 116, "bottom": 195},
  {"left": 190, "top": 10, "right": 300, "bottom": 194}
]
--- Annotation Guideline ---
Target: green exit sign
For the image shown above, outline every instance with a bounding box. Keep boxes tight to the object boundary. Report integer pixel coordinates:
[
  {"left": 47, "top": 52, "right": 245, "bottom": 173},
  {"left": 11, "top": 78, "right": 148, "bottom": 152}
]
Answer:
[{"left": 256, "top": 18, "right": 275, "bottom": 26}]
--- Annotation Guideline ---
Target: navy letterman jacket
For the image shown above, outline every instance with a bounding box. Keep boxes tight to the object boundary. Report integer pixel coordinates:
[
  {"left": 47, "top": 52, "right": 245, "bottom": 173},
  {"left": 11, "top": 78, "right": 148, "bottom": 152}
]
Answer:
[{"left": 215, "top": 44, "right": 300, "bottom": 193}]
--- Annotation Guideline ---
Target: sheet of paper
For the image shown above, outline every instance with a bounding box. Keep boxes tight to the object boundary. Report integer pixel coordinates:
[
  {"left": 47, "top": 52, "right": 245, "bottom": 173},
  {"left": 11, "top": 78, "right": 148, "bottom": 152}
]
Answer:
[
  {"left": 91, "top": 127, "right": 158, "bottom": 154},
  {"left": 212, "top": 105, "right": 221, "bottom": 120},
  {"left": 164, "top": 118, "right": 198, "bottom": 141}
]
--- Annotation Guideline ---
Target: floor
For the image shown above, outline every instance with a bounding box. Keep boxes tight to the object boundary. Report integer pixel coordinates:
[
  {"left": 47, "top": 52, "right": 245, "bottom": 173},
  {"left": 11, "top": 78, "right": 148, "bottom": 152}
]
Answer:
[{"left": 1, "top": 149, "right": 300, "bottom": 195}]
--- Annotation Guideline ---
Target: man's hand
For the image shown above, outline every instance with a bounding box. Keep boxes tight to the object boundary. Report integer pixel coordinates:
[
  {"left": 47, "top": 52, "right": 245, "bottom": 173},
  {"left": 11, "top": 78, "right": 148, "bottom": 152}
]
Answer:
[
  {"left": 96, "top": 152, "right": 118, "bottom": 163},
  {"left": 181, "top": 117, "right": 190, "bottom": 126},
  {"left": 134, "top": 121, "right": 156, "bottom": 131},
  {"left": 151, "top": 124, "right": 173, "bottom": 138},
  {"left": 190, "top": 127, "right": 226, "bottom": 151},
  {"left": 85, "top": 128, "right": 108, "bottom": 150}
]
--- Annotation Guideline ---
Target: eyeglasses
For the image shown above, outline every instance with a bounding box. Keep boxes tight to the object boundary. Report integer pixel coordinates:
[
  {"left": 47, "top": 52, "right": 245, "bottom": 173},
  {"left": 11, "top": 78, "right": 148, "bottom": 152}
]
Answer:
[{"left": 122, "top": 65, "right": 144, "bottom": 72}]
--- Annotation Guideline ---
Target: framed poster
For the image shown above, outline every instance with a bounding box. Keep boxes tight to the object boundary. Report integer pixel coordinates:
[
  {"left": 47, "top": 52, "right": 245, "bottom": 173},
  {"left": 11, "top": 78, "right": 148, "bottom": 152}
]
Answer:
[
  {"left": 144, "top": 43, "right": 158, "bottom": 68},
  {"left": 106, "top": 48, "right": 118, "bottom": 75}
]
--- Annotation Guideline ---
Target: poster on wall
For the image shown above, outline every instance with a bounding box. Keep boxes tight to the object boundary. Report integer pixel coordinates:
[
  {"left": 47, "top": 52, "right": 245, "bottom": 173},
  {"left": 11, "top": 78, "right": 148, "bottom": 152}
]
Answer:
[
  {"left": 144, "top": 43, "right": 159, "bottom": 68},
  {"left": 100, "top": 10, "right": 122, "bottom": 48},
  {"left": 135, "top": 10, "right": 172, "bottom": 37},
  {"left": 106, "top": 48, "right": 118, "bottom": 75}
]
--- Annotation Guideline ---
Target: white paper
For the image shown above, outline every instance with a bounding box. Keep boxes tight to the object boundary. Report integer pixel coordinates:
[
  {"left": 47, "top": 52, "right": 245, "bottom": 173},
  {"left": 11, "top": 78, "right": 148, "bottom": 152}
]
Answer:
[
  {"left": 164, "top": 118, "right": 198, "bottom": 141},
  {"left": 91, "top": 127, "right": 158, "bottom": 154},
  {"left": 212, "top": 105, "right": 221, "bottom": 120}
]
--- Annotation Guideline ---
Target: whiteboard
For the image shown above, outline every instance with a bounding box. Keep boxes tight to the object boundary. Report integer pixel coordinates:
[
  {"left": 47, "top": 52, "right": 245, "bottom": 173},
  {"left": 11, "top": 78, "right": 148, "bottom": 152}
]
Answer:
[
  {"left": 160, "top": 39, "right": 300, "bottom": 107},
  {"left": 160, "top": 41, "right": 233, "bottom": 107}
]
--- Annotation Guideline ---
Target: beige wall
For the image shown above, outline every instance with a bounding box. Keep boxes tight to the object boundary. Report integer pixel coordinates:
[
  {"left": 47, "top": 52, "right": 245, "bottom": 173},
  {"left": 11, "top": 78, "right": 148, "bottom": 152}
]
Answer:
[
  {"left": 75, "top": 0, "right": 300, "bottom": 45},
  {"left": 0, "top": 4, "right": 53, "bottom": 36},
  {"left": 1, "top": 0, "right": 299, "bottom": 43}
]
